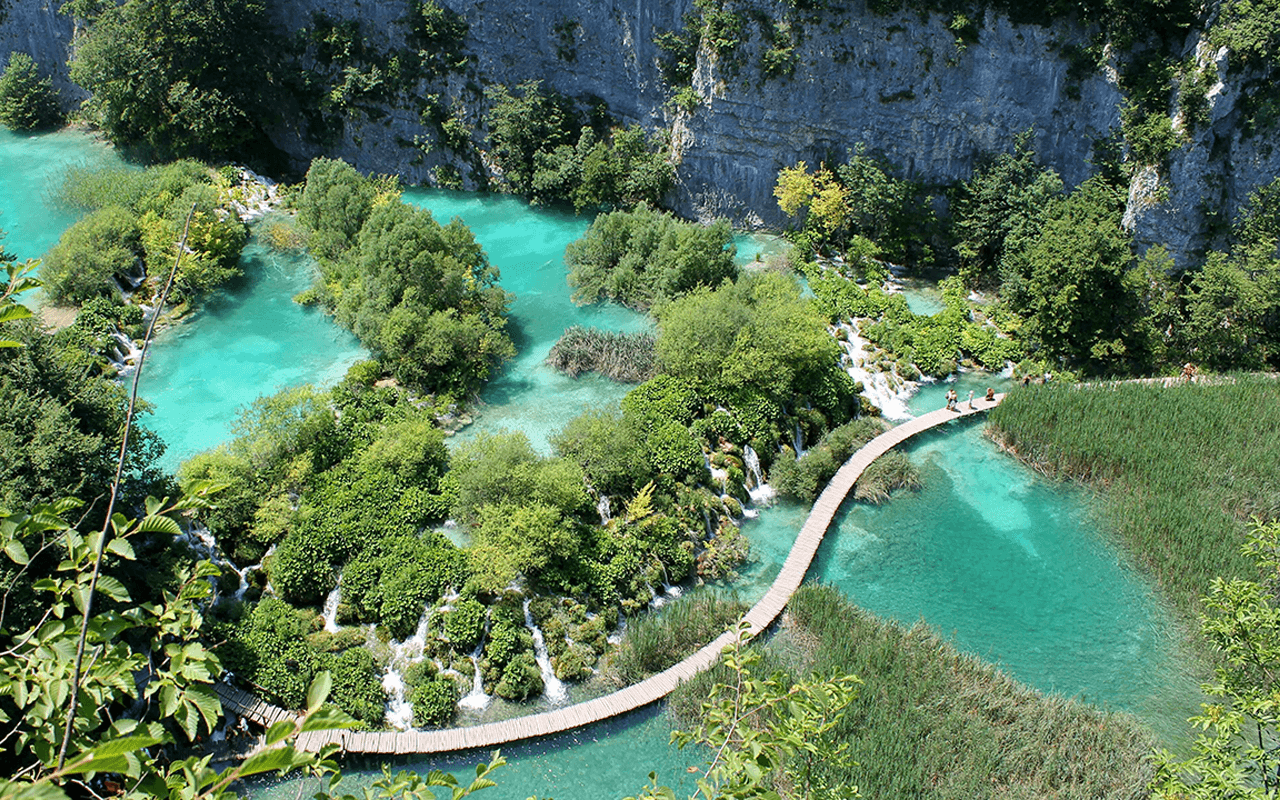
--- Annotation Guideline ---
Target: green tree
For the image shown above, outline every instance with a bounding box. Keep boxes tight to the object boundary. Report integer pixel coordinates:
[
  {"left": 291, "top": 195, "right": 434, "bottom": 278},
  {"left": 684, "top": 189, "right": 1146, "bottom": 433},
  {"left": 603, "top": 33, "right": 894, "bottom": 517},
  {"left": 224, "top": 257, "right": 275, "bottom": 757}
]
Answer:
[
  {"left": 1152, "top": 518, "right": 1280, "bottom": 798},
  {"left": 483, "top": 80, "right": 576, "bottom": 196},
  {"left": 952, "top": 131, "right": 1065, "bottom": 288},
  {"left": 1001, "top": 177, "right": 1144, "bottom": 371},
  {"left": 0, "top": 51, "right": 61, "bottom": 130},
  {"left": 566, "top": 203, "right": 737, "bottom": 309},
  {"left": 68, "top": 0, "right": 277, "bottom": 158}
]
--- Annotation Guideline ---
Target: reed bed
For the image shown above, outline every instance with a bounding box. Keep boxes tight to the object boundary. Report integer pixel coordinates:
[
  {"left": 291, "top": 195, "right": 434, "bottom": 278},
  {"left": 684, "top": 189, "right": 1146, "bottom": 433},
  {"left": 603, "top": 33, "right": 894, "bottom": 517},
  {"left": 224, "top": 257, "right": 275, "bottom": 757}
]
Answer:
[
  {"left": 545, "top": 325, "right": 657, "bottom": 383},
  {"left": 988, "top": 375, "right": 1280, "bottom": 621},
  {"left": 609, "top": 593, "right": 746, "bottom": 686},
  {"left": 671, "top": 585, "right": 1155, "bottom": 799}
]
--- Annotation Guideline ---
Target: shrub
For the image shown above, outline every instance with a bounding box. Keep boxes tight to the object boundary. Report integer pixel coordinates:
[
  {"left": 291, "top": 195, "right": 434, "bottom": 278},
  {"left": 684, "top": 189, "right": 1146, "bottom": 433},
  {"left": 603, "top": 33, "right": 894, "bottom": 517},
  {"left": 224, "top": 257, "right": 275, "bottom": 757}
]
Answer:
[
  {"left": 565, "top": 203, "right": 737, "bottom": 310},
  {"left": 0, "top": 52, "right": 60, "bottom": 131},
  {"left": 546, "top": 325, "right": 657, "bottom": 382},
  {"left": 40, "top": 207, "right": 141, "bottom": 304}
]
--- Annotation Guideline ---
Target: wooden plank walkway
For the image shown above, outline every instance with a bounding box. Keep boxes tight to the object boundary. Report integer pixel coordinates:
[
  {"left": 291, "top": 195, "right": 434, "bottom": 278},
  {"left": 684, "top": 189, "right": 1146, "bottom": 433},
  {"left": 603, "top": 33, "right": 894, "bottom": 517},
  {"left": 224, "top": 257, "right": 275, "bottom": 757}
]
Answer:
[{"left": 217, "top": 394, "right": 1005, "bottom": 755}]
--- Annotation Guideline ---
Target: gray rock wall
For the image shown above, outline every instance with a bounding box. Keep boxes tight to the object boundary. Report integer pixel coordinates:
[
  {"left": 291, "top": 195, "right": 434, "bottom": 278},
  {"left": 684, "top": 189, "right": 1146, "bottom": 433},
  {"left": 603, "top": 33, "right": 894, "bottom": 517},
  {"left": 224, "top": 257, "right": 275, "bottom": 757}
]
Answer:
[
  {"left": 0, "top": 0, "right": 82, "bottom": 104},
  {"left": 3, "top": 0, "right": 1276, "bottom": 264}
]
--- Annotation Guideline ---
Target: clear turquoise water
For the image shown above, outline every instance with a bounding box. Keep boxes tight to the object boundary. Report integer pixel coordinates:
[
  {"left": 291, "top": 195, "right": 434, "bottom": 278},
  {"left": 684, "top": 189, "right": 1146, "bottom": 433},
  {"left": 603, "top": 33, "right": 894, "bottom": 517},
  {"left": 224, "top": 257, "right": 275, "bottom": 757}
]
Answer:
[
  {"left": 137, "top": 236, "right": 367, "bottom": 471},
  {"left": 399, "top": 190, "right": 652, "bottom": 454},
  {"left": 0, "top": 127, "right": 121, "bottom": 266},
  {"left": 2, "top": 130, "right": 1196, "bottom": 792}
]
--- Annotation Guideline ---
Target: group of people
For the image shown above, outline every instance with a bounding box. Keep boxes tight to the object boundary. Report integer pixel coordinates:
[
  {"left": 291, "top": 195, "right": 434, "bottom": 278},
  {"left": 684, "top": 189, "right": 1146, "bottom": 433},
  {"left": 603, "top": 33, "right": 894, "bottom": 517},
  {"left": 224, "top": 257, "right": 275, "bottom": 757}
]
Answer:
[{"left": 945, "top": 387, "right": 996, "bottom": 411}]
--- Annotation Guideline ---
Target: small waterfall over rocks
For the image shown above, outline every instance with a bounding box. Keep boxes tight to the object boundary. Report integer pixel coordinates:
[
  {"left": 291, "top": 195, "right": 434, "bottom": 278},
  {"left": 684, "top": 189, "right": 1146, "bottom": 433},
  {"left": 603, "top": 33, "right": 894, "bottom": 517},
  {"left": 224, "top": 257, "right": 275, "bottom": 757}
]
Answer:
[
  {"left": 596, "top": 494, "right": 612, "bottom": 525},
  {"left": 523, "top": 599, "right": 567, "bottom": 704},
  {"left": 321, "top": 578, "right": 342, "bottom": 632},
  {"left": 178, "top": 524, "right": 263, "bottom": 603},
  {"left": 108, "top": 332, "right": 143, "bottom": 374},
  {"left": 834, "top": 320, "right": 917, "bottom": 421},
  {"left": 742, "top": 445, "right": 776, "bottom": 508},
  {"left": 382, "top": 604, "right": 432, "bottom": 731},
  {"left": 458, "top": 649, "right": 490, "bottom": 710}
]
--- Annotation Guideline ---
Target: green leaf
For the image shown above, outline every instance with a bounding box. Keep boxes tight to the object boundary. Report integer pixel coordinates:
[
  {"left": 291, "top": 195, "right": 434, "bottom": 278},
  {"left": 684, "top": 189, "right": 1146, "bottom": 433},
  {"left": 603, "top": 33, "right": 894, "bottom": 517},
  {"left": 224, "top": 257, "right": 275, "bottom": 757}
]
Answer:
[
  {"left": 4, "top": 539, "right": 29, "bottom": 565},
  {"left": 307, "top": 671, "right": 332, "bottom": 714},
  {"left": 96, "top": 574, "right": 131, "bottom": 602},
  {"left": 138, "top": 515, "right": 182, "bottom": 536},
  {"left": 0, "top": 779, "right": 70, "bottom": 800},
  {"left": 298, "top": 705, "right": 359, "bottom": 733},
  {"left": 265, "top": 719, "right": 295, "bottom": 746},
  {"left": 237, "top": 745, "right": 312, "bottom": 779},
  {"left": 106, "top": 538, "right": 136, "bottom": 560}
]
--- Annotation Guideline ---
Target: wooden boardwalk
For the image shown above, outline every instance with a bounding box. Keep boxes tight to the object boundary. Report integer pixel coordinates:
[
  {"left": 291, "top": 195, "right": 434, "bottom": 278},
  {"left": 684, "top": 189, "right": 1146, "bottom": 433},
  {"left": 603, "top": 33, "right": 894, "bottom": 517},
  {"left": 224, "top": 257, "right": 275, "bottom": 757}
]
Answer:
[{"left": 217, "top": 394, "right": 1004, "bottom": 755}]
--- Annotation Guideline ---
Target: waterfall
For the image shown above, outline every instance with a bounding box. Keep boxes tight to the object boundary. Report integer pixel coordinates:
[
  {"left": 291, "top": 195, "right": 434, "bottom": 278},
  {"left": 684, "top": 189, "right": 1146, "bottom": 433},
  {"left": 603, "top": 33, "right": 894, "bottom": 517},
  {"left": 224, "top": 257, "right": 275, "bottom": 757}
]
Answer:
[
  {"left": 522, "top": 600, "right": 567, "bottom": 703},
  {"left": 108, "top": 332, "right": 143, "bottom": 373},
  {"left": 458, "top": 651, "right": 491, "bottom": 710},
  {"left": 321, "top": 578, "right": 342, "bottom": 632},
  {"left": 596, "top": 494, "right": 612, "bottom": 525},
  {"left": 742, "top": 446, "right": 776, "bottom": 507},
  {"left": 833, "top": 320, "right": 917, "bottom": 421},
  {"left": 179, "top": 525, "right": 250, "bottom": 603},
  {"left": 382, "top": 604, "right": 433, "bottom": 731}
]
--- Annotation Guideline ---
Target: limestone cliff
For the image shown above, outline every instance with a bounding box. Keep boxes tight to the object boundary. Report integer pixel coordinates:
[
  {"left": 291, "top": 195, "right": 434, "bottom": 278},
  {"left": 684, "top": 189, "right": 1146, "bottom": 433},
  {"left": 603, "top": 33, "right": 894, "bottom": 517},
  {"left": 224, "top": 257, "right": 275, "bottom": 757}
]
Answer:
[{"left": 3, "top": 0, "right": 1276, "bottom": 265}]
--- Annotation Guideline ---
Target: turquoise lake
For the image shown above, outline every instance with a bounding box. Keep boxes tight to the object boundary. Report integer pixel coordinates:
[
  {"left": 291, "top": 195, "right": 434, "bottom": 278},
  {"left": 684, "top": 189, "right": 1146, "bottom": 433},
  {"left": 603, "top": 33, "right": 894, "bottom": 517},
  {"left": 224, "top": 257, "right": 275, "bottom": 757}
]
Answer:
[{"left": 0, "top": 129, "right": 1198, "bottom": 797}]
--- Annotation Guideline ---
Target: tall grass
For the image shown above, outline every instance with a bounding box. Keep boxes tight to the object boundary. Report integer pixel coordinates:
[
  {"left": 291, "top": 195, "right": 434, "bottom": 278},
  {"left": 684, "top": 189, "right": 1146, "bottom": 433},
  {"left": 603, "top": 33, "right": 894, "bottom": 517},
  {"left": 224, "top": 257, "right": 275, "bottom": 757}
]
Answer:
[
  {"left": 609, "top": 593, "right": 746, "bottom": 686},
  {"left": 988, "top": 376, "right": 1280, "bottom": 621},
  {"left": 671, "top": 585, "right": 1155, "bottom": 799},
  {"left": 545, "top": 325, "right": 656, "bottom": 383}
]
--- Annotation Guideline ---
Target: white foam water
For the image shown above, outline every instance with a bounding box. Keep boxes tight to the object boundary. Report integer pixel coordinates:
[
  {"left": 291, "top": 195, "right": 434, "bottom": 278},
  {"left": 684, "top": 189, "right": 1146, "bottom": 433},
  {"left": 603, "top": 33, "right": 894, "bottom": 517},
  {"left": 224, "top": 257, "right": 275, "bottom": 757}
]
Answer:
[{"left": 523, "top": 599, "right": 567, "bottom": 703}]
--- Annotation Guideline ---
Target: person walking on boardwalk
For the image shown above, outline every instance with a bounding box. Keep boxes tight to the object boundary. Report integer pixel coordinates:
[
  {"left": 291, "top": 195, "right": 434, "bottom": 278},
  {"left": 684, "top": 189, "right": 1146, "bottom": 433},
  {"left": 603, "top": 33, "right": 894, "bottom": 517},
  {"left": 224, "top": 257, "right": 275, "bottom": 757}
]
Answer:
[
  {"left": 945, "top": 388, "right": 957, "bottom": 411},
  {"left": 967, "top": 390, "right": 975, "bottom": 409},
  {"left": 985, "top": 387, "right": 995, "bottom": 402}
]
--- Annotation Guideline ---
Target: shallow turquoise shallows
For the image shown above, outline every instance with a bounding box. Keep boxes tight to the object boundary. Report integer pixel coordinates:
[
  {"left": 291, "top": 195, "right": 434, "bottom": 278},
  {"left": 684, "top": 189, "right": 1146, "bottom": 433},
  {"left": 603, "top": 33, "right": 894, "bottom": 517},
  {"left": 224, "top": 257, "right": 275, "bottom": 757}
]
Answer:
[
  {"left": 0, "top": 128, "right": 121, "bottom": 266},
  {"left": 400, "top": 189, "right": 652, "bottom": 454},
  {"left": 137, "top": 237, "right": 367, "bottom": 471}
]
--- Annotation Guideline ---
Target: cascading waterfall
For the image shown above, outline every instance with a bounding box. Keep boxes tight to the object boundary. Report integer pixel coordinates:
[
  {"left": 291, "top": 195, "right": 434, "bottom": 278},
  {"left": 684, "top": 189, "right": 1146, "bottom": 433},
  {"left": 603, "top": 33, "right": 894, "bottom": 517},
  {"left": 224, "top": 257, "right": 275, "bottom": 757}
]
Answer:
[
  {"left": 109, "top": 332, "right": 143, "bottom": 373},
  {"left": 179, "top": 524, "right": 262, "bottom": 603},
  {"left": 522, "top": 599, "right": 567, "bottom": 703},
  {"left": 458, "top": 649, "right": 491, "bottom": 710},
  {"left": 834, "top": 320, "right": 917, "bottom": 420},
  {"left": 742, "top": 445, "right": 776, "bottom": 508},
  {"left": 382, "top": 604, "right": 433, "bottom": 730},
  {"left": 596, "top": 494, "right": 612, "bottom": 525},
  {"left": 321, "top": 578, "right": 342, "bottom": 632}
]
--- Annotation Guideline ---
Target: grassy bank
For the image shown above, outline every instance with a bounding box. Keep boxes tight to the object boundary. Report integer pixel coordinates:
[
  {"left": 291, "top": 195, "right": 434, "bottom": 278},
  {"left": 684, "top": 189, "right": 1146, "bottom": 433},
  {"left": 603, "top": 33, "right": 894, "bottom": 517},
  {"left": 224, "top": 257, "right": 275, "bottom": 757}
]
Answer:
[
  {"left": 609, "top": 593, "right": 746, "bottom": 686},
  {"left": 670, "top": 585, "right": 1156, "bottom": 799},
  {"left": 987, "top": 376, "right": 1280, "bottom": 621}
]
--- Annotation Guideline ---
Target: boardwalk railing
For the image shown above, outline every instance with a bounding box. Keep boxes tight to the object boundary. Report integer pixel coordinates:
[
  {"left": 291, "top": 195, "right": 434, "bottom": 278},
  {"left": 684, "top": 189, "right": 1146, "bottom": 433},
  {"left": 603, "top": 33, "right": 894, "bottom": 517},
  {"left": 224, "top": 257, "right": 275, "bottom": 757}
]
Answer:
[{"left": 216, "top": 394, "right": 1004, "bottom": 755}]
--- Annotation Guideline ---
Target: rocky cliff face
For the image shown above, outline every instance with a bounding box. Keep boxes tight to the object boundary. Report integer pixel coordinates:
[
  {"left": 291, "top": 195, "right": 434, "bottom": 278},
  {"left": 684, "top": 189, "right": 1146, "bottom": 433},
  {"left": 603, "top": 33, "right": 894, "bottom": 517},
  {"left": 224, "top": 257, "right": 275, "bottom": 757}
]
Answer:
[
  {"left": 3, "top": 0, "right": 1276, "bottom": 265},
  {"left": 0, "top": 0, "right": 82, "bottom": 102}
]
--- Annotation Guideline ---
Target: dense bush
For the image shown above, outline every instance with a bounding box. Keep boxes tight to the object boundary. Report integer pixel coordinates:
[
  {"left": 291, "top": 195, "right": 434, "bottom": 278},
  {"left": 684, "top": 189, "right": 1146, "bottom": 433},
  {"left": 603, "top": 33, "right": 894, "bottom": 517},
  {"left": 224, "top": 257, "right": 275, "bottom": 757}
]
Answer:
[
  {"left": 40, "top": 207, "right": 142, "bottom": 304},
  {"left": 0, "top": 52, "right": 60, "bottom": 131},
  {"left": 655, "top": 271, "right": 855, "bottom": 413},
  {"left": 68, "top": 0, "right": 278, "bottom": 158},
  {"left": 565, "top": 203, "right": 737, "bottom": 309},
  {"left": 296, "top": 158, "right": 514, "bottom": 397},
  {"left": 46, "top": 161, "right": 248, "bottom": 304},
  {"left": 484, "top": 81, "right": 674, "bottom": 209}
]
